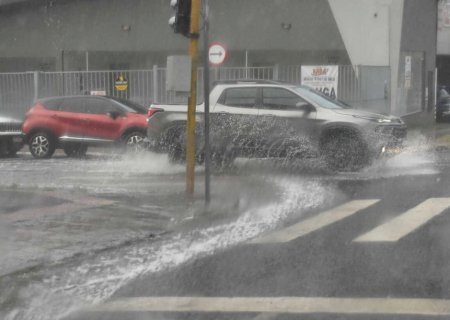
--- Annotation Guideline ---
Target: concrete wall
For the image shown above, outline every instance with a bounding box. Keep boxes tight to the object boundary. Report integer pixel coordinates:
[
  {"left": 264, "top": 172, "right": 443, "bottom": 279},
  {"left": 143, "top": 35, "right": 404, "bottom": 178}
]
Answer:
[
  {"left": 328, "top": 0, "right": 391, "bottom": 66},
  {"left": 438, "top": 0, "right": 450, "bottom": 55},
  {"left": 0, "top": 0, "right": 350, "bottom": 71},
  {"left": 397, "top": 0, "right": 437, "bottom": 117}
]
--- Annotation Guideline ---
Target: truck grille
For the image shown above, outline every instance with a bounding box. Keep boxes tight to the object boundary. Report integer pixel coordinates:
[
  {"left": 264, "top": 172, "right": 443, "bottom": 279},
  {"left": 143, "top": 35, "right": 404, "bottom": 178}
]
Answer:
[{"left": 376, "top": 125, "right": 407, "bottom": 139}]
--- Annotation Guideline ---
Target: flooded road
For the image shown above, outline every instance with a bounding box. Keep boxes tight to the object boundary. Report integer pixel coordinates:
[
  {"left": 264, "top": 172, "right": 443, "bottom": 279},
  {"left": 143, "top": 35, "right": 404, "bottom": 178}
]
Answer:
[{"left": 0, "top": 139, "right": 442, "bottom": 320}]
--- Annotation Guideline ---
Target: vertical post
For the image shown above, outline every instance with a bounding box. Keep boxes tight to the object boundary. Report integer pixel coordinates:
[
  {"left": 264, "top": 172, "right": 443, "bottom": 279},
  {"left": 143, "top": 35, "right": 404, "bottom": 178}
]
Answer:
[
  {"left": 186, "top": 0, "right": 201, "bottom": 195},
  {"left": 85, "top": 51, "right": 89, "bottom": 71},
  {"left": 245, "top": 50, "right": 249, "bottom": 79},
  {"left": 203, "top": 0, "right": 211, "bottom": 205},
  {"left": 152, "top": 64, "right": 159, "bottom": 103},
  {"left": 273, "top": 64, "right": 279, "bottom": 81},
  {"left": 33, "top": 71, "right": 39, "bottom": 102}
]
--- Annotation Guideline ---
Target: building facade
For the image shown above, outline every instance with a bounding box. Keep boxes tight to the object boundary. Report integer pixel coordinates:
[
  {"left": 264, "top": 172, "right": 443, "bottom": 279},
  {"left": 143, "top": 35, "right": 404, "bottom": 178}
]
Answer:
[{"left": 0, "top": 0, "right": 439, "bottom": 120}]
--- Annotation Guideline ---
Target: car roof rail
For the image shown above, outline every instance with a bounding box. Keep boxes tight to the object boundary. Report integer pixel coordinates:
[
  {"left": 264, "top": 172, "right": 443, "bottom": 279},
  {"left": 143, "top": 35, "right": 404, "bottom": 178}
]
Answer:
[{"left": 212, "top": 79, "right": 285, "bottom": 87}]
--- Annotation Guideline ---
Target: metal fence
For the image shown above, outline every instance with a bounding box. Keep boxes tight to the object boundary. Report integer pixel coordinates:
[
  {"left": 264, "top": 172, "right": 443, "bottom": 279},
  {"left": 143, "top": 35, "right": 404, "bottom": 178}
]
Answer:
[{"left": 0, "top": 64, "right": 391, "bottom": 118}]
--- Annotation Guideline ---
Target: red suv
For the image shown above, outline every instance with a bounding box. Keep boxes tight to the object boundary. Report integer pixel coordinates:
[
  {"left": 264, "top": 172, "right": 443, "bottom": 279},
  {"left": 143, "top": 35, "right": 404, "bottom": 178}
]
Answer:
[{"left": 22, "top": 96, "right": 149, "bottom": 158}]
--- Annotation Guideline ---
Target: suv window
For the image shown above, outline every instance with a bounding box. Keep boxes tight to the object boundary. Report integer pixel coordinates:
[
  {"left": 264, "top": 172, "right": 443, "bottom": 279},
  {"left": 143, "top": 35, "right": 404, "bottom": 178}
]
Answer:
[
  {"left": 221, "top": 88, "right": 258, "bottom": 108},
  {"left": 85, "top": 98, "right": 116, "bottom": 115},
  {"left": 59, "top": 98, "right": 87, "bottom": 113},
  {"left": 262, "top": 88, "right": 306, "bottom": 110},
  {"left": 41, "top": 98, "right": 64, "bottom": 110}
]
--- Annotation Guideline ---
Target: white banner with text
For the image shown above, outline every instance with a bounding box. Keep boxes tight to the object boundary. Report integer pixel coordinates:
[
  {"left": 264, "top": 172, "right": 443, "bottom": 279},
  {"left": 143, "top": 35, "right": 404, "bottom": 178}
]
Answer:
[{"left": 301, "top": 65, "right": 338, "bottom": 99}]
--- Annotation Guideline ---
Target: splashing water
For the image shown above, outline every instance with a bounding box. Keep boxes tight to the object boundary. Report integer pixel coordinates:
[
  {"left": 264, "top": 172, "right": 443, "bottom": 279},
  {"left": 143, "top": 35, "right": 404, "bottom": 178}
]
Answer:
[{"left": 2, "top": 178, "right": 338, "bottom": 320}]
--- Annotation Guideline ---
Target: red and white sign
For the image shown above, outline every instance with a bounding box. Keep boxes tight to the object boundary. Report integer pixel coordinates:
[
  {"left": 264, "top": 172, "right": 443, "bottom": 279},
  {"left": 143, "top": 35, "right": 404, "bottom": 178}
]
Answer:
[
  {"left": 301, "top": 65, "right": 339, "bottom": 99},
  {"left": 208, "top": 42, "right": 227, "bottom": 65}
]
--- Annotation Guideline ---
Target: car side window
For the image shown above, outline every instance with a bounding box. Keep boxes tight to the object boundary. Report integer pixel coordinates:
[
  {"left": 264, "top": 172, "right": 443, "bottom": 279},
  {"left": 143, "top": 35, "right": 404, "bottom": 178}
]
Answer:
[
  {"left": 59, "top": 98, "right": 87, "bottom": 113},
  {"left": 42, "top": 98, "right": 63, "bottom": 110},
  {"left": 262, "top": 88, "right": 307, "bottom": 110},
  {"left": 221, "top": 88, "right": 258, "bottom": 108},
  {"left": 84, "top": 98, "right": 116, "bottom": 115}
]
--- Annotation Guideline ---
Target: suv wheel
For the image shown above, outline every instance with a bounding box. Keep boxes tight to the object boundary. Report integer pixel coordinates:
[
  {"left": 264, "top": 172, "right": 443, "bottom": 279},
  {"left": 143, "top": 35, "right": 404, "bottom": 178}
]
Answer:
[
  {"left": 123, "top": 131, "right": 147, "bottom": 153},
  {"left": 63, "top": 143, "right": 88, "bottom": 157},
  {"left": 29, "top": 132, "right": 56, "bottom": 159},
  {"left": 321, "top": 132, "right": 369, "bottom": 172}
]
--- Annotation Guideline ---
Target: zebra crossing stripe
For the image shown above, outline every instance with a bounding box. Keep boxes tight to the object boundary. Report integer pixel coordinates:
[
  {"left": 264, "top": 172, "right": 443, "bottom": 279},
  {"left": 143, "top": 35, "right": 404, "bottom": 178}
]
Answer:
[
  {"left": 86, "top": 296, "right": 450, "bottom": 316},
  {"left": 250, "top": 199, "right": 379, "bottom": 244},
  {"left": 354, "top": 198, "right": 450, "bottom": 242}
]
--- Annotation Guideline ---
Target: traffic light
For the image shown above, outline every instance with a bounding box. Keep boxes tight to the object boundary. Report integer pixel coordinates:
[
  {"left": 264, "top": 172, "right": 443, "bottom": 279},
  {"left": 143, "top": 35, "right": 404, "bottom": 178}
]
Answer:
[{"left": 169, "top": 0, "right": 192, "bottom": 37}]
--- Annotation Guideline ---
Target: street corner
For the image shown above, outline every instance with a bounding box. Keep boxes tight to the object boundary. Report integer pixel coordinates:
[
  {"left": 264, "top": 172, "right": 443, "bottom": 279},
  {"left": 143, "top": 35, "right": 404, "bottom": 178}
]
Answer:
[{"left": 435, "top": 133, "right": 450, "bottom": 152}]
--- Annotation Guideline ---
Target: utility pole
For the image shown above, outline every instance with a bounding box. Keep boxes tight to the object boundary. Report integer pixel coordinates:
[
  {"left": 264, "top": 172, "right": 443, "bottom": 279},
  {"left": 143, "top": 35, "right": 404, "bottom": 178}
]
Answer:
[
  {"left": 169, "top": 0, "right": 201, "bottom": 196},
  {"left": 185, "top": 0, "right": 201, "bottom": 195}
]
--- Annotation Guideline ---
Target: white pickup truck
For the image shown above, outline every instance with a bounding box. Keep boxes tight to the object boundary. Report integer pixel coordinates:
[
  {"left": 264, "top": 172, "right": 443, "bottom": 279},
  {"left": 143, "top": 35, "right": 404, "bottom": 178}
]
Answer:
[{"left": 147, "top": 80, "right": 406, "bottom": 171}]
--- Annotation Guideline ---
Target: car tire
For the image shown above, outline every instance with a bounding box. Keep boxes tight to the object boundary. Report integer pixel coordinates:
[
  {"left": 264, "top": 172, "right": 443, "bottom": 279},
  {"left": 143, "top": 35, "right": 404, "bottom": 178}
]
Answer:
[
  {"left": 123, "top": 131, "right": 147, "bottom": 153},
  {"left": 0, "top": 138, "right": 17, "bottom": 157},
  {"left": 63, "top": 143, "right": 88, "bottom": 157},
  {"left": 29, "top": 131, "right": 56, "bottom": 159},
  {"left": 164, "top": 126, "right": 186, "bottom": 163},
  {"left": 321, "top": 132, "right": 369, "bottom": 172}
]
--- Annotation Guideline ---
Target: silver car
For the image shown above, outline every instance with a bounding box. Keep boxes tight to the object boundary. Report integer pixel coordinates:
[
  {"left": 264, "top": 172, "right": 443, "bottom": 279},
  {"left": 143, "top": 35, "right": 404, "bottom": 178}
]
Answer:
[{"left": 148, "top": 81, "right": 407, "bottom": 171}]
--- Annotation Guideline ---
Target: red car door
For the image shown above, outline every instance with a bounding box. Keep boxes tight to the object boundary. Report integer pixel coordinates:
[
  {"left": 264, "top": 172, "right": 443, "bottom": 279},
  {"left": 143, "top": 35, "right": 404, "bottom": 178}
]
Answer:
[
  {"left": 56, "top": 98, "right": 90, "bottom": 138},
  {"left": 83, "top": 97, "right": 123, "bottom": 140}
]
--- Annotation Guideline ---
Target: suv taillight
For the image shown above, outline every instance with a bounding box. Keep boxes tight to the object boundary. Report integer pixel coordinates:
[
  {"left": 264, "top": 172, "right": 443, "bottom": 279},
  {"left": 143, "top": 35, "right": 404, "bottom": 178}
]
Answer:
[{"left": 147, "top": 107, "right": 164, "bottom": 118}]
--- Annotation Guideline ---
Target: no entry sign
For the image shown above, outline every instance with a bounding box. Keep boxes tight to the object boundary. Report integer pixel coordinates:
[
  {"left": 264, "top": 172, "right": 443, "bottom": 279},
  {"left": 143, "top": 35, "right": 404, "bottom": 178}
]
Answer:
[{"left": 208, "top": 42, "right": 227, "bottom": 65}]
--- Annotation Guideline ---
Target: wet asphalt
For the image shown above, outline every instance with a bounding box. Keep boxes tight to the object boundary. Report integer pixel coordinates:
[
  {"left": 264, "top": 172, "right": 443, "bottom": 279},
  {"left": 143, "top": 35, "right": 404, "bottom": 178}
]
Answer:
[{"left": 1, "top": 143, "right": 449, "bottom": 320}]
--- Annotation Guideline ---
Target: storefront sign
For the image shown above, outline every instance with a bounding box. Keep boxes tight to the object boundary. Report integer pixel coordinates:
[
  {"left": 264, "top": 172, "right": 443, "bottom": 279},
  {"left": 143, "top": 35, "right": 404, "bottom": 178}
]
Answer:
[
  {"left": 301, "top": 65, "right": 338, "bottom": 99},
  {"left": 114, "top": 74, "right": 128, "bottom": 91}
]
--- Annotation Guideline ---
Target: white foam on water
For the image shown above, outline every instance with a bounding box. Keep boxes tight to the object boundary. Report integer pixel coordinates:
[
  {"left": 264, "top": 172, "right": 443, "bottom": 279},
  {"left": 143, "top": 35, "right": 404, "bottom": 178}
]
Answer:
[{"left": 3, "top": 178, "right": 337, "bottom": 320}]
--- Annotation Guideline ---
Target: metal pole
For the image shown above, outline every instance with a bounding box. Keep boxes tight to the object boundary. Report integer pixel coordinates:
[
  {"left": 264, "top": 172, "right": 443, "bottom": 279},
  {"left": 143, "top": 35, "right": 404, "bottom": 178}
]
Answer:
[
  {"left": 245, "top": 50, "right": 249, "bottom": 78},
  {"left": 202, "top": 0, "right": 211, "bottom": 205},
  {"left": 152, "top": 64, "right": 159, "bottom": 103},
  {"left": 186, "top": 0, "right": 201, "bottom": 195}
]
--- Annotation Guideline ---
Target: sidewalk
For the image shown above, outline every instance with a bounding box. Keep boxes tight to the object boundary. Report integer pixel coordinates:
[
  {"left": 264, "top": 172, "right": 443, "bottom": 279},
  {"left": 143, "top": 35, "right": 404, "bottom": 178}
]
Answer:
[{"left": 406, "top": 120, "right": 450, "bottom": 150}]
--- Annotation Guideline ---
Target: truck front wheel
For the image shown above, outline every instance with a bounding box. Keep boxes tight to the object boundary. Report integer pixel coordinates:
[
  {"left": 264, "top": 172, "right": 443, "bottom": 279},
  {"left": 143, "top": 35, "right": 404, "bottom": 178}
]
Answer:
[{"left": 321, "top": 132, "right": 369, "bottom": 172}]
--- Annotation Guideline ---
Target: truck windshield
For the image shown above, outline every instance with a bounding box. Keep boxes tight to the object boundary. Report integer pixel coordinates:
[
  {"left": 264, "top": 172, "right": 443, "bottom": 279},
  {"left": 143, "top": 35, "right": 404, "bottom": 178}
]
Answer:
[{"left": 292, "top": 86, "right": 352, "bottom": 109}]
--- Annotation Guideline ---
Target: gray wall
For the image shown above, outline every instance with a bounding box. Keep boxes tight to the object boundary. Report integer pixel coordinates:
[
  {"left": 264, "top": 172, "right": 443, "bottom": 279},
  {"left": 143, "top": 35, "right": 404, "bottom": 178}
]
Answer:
[
  {"left": 396, "top": 0, "right": 437, "bottom": 115},
  {"left": 0, "top": 0, "right": 350, "bottom": 71},
  {"left": 401, "top": 0, "right": 437, "bottom": 73}
]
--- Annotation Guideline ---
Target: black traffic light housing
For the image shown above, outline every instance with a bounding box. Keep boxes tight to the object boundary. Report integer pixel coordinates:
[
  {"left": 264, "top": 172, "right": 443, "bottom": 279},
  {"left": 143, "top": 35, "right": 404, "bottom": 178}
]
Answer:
[{"left": 169, "top": 0, "right": 192, "bottom": 37}]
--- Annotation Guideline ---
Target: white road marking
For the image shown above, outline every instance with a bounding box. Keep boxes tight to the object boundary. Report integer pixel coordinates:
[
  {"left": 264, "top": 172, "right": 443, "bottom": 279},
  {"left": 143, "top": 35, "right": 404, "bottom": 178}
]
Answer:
[
  {"left": 250, "top": 199, "right": 379, "bottom": 244},
  {"left": 354, "top": 198, "right": 450, "bottom": 242},
  {"left": 87, "top": 296, "right": 450, "bottom": 316}
]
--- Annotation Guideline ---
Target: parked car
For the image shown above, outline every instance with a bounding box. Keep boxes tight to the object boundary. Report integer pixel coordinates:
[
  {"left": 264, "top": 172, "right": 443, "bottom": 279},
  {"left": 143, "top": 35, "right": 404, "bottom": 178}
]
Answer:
[
  {"left": 0, "top": 115, "right": 23, "bottom": 157},
  {"left": 147, "top": 80, "right": 407, "bottom": 171},
  {"left": 436, "top": 86, "right": 450, "bottom": 122},
  {"left": 22, "top": 95, "right": 149, "bottom": 158}
]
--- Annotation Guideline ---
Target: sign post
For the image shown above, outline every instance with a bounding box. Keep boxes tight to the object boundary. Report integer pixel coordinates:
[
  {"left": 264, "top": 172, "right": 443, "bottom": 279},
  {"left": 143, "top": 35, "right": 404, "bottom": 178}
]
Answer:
[{"left": 203, "top": 0, "right": 211, "bottom": 205}]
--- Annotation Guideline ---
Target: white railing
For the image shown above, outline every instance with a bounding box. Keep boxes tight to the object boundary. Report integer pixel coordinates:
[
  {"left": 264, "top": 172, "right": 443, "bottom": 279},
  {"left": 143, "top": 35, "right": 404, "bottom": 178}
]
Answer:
[{"left": 0, "top": 65, "right": 391, "bottom": 117}]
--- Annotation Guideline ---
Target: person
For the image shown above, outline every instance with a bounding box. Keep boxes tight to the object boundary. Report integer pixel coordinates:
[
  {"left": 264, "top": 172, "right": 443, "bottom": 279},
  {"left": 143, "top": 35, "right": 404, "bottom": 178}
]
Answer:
[{"left": 436, "top": 85, "right": 450, "bottom": 122}]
